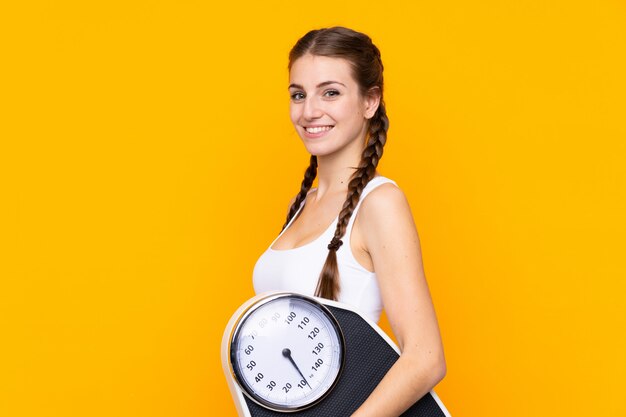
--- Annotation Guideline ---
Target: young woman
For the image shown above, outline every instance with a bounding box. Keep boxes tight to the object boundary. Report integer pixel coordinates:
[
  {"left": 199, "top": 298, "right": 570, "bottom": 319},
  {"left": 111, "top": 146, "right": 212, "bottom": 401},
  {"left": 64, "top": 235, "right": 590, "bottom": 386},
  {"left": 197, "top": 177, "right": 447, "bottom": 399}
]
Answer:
[{"left": 253, "top": 26, "right": 446, "bottom": 417}]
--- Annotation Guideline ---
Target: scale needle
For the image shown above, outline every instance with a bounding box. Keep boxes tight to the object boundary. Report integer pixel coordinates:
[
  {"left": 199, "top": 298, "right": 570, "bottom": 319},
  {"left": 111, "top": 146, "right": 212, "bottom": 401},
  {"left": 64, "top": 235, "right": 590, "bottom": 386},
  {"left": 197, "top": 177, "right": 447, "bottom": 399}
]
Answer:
[{"left": 282, "top": 348, "right": 311, "bottom": 389}]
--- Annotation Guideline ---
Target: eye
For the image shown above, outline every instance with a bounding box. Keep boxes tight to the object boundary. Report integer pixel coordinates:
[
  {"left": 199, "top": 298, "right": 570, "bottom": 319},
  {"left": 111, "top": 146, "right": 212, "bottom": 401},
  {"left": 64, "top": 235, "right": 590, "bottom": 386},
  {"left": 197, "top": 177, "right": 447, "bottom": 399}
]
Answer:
[
  {"left": 290, "top": 91, "right": 305, "bottom": 101},
  {"left": 323, "top": 89, "right": 340, "bottom": 98}
]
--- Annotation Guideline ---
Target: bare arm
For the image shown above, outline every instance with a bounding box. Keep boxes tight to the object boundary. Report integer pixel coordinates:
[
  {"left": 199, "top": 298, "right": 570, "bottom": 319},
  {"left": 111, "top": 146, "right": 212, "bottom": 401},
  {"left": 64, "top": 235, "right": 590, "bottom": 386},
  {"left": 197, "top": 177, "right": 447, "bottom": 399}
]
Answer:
[{"left": 351, "top": 184, "right": 446, "bottom": 417}]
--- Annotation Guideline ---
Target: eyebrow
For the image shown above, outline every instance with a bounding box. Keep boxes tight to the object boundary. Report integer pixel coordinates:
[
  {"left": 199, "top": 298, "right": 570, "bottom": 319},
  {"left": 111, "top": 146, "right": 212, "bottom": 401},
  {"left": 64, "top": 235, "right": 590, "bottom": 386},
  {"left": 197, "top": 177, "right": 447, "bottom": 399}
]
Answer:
[{"left": 288, "top": 81, "right": 347, "bottom": 90}]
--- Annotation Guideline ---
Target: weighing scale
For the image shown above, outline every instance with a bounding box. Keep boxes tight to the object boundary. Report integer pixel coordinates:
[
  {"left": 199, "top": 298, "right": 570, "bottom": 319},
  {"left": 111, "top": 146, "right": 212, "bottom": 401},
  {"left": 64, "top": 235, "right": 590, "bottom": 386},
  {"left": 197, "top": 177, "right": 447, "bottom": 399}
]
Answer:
[{"left": 222, "top": 292, "right": 451, "bottom": 416}]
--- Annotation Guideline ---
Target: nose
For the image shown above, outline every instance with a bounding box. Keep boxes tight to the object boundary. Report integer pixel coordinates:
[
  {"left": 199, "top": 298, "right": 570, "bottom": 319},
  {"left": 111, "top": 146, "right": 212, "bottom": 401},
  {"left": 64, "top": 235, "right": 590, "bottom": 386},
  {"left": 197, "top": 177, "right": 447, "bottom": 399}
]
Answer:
[{"left": 302, "top": 97, "right": 323, "bottom": 120}]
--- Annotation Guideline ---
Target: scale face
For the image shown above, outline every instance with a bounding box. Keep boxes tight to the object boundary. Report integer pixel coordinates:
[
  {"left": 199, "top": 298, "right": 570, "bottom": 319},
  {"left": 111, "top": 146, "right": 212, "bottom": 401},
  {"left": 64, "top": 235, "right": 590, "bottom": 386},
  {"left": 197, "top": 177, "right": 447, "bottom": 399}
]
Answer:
[{"left": 228, "top": 293, "right": 345, "bottom": 412}]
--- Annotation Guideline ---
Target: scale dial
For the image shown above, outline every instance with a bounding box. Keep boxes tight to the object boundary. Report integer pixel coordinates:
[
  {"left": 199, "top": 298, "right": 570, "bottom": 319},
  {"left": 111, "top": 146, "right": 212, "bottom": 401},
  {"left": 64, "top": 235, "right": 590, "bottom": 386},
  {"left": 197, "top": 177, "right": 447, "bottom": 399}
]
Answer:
[{"left": 229, "top": 293, "right": 345, "bottom": 412}]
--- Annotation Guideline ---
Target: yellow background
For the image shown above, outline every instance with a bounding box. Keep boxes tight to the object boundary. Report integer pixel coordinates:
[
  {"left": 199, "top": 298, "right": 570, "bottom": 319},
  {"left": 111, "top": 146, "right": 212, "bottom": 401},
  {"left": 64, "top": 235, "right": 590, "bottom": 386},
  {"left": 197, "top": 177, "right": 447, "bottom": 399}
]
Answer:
[{"left": 1, "top": 1, "right": 625, "bottom": 416}]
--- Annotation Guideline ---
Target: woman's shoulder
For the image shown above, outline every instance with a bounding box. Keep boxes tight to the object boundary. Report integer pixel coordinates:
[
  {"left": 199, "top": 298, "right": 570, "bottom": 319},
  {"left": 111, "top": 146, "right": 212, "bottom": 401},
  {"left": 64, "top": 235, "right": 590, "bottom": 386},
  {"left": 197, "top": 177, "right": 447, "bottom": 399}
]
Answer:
[
  {"left": 364, "top": 175, "right": 405, "bottom": 200},
  {"left": 365, "top": 175, "right": 399, "bottom": 192},
  {"left": 359, "top": 176, "right": 411, "bottom": 221},
  {"left": 357, "top": 178, "right": 417, "bottom": 252}
]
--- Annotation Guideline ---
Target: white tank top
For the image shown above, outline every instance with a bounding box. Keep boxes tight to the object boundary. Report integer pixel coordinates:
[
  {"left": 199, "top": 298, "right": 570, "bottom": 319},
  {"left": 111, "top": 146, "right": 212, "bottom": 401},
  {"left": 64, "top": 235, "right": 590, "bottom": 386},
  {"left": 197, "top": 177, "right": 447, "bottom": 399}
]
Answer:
[{"left": 252, "top": 176, "right": 398, "bottom": 323}]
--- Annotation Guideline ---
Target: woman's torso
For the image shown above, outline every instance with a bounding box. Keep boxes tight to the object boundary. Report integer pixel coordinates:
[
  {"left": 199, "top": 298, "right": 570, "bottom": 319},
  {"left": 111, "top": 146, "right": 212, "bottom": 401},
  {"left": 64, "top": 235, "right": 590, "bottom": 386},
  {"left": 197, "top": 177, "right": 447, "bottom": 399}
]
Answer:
[{"left": 252, "top": 176, "right": 398, "bottom": 323}]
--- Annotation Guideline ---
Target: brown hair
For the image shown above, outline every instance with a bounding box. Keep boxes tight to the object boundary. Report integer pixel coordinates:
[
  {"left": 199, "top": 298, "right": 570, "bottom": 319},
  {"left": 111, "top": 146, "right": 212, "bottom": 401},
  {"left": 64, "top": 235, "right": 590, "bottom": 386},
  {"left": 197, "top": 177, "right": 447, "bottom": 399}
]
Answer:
[{"left": 284, "top": 26, "right": 389, "bottom": 300}]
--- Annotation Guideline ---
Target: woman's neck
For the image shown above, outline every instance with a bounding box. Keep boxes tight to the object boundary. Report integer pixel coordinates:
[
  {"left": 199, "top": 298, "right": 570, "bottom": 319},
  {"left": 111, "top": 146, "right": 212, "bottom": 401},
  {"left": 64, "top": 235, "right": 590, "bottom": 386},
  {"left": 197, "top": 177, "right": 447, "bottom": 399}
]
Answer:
[{"left": 314, "top": 141, "right": 365, "bottom": 199}]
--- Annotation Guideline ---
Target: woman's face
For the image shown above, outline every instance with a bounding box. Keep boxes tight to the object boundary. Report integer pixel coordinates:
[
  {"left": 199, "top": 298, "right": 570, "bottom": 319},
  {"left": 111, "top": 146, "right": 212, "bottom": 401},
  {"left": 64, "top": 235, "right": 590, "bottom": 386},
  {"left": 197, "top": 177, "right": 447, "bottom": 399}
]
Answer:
[{"left": 288, "top": 54, "right": 378, "bottom": 158}]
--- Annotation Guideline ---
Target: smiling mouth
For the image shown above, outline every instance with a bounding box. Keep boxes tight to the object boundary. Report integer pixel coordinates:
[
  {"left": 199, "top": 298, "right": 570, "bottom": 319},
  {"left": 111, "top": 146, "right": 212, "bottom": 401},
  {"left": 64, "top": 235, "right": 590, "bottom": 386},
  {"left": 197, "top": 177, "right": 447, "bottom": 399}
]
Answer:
[{"left": 305, "top": 125, "right": 334, "bottom": 134}]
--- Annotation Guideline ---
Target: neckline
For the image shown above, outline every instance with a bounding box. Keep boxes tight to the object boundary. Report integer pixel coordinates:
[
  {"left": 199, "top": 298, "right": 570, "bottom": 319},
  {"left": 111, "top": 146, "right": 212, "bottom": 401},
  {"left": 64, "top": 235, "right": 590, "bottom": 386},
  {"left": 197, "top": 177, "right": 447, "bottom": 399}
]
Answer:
[
  {"left": 268, "top": 175, "right": 387, "bottom": 252},
  {"left": 269, "top": 212, "right": 339, "bottom": 252}
]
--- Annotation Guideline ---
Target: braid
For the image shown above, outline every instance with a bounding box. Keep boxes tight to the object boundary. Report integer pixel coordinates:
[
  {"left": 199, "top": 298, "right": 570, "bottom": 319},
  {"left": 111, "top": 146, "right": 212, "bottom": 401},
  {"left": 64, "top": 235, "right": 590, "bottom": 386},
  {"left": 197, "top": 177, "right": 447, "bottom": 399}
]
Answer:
[
  {"left": 314, "top": 102, "right": 389, "bottom": 300},
  {"left": 282, "top": 155, "right": 318, "bottom": 231}
]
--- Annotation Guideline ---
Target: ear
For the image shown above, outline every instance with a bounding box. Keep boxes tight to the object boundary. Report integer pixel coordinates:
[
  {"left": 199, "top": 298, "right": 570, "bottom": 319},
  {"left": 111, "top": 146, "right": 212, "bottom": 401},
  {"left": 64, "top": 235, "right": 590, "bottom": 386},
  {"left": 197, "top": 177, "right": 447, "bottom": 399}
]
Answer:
[{"left": 363, "top": 87, "right": 381, "bottom": 120}]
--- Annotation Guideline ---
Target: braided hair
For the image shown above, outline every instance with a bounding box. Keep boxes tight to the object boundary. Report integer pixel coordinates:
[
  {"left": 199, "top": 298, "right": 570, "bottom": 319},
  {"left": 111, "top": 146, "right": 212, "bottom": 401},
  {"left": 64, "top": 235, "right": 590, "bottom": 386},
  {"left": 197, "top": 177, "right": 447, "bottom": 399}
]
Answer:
[
  {"left": 281, "top": 155, "right": 317, "bottom": 232},
  {"left": 284, "top": 27, "right": 389, "bottom": 300}
]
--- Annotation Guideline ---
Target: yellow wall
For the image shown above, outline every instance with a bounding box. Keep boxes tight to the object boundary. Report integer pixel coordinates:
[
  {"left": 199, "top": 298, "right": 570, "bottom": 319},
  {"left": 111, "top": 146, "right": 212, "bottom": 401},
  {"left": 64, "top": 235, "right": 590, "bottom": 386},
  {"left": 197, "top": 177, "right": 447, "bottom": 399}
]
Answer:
[{"left": 2, "top": 1, "right": 625, "bottom": 416}]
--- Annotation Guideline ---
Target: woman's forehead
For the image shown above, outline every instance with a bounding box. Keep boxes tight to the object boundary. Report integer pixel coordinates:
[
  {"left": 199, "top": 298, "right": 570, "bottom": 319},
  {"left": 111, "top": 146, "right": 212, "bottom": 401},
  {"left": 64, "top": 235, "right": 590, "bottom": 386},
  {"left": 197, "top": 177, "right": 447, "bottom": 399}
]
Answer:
[{"left": 289, "top": 54, "right": 355, "bottom": 88}]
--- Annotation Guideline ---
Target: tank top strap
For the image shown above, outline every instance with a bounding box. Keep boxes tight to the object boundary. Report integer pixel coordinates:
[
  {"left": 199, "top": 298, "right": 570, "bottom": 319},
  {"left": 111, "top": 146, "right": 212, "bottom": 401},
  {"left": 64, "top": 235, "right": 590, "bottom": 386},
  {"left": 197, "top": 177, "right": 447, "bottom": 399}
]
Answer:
[{"left": 344, "top": 176, "right": 398, "bottom": 240}]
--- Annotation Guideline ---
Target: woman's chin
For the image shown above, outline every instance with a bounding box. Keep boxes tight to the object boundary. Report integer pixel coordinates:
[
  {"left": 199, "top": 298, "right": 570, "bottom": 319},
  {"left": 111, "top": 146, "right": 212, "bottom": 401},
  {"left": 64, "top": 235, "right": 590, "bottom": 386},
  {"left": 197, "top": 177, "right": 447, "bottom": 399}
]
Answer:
[
  {"left": 299, "top": 141, "right": 330, "bottom": 157},
  {"left": 302, "top": 145, "right": 335, "bottom": 158}
]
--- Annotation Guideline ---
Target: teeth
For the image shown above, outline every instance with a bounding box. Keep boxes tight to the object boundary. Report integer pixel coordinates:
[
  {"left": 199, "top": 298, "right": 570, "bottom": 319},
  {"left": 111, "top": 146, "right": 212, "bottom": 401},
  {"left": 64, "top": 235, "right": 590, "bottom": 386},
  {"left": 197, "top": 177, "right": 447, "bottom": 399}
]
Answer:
[{"left": 305, "top": 126, "right": 333, "bottom": 134}]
